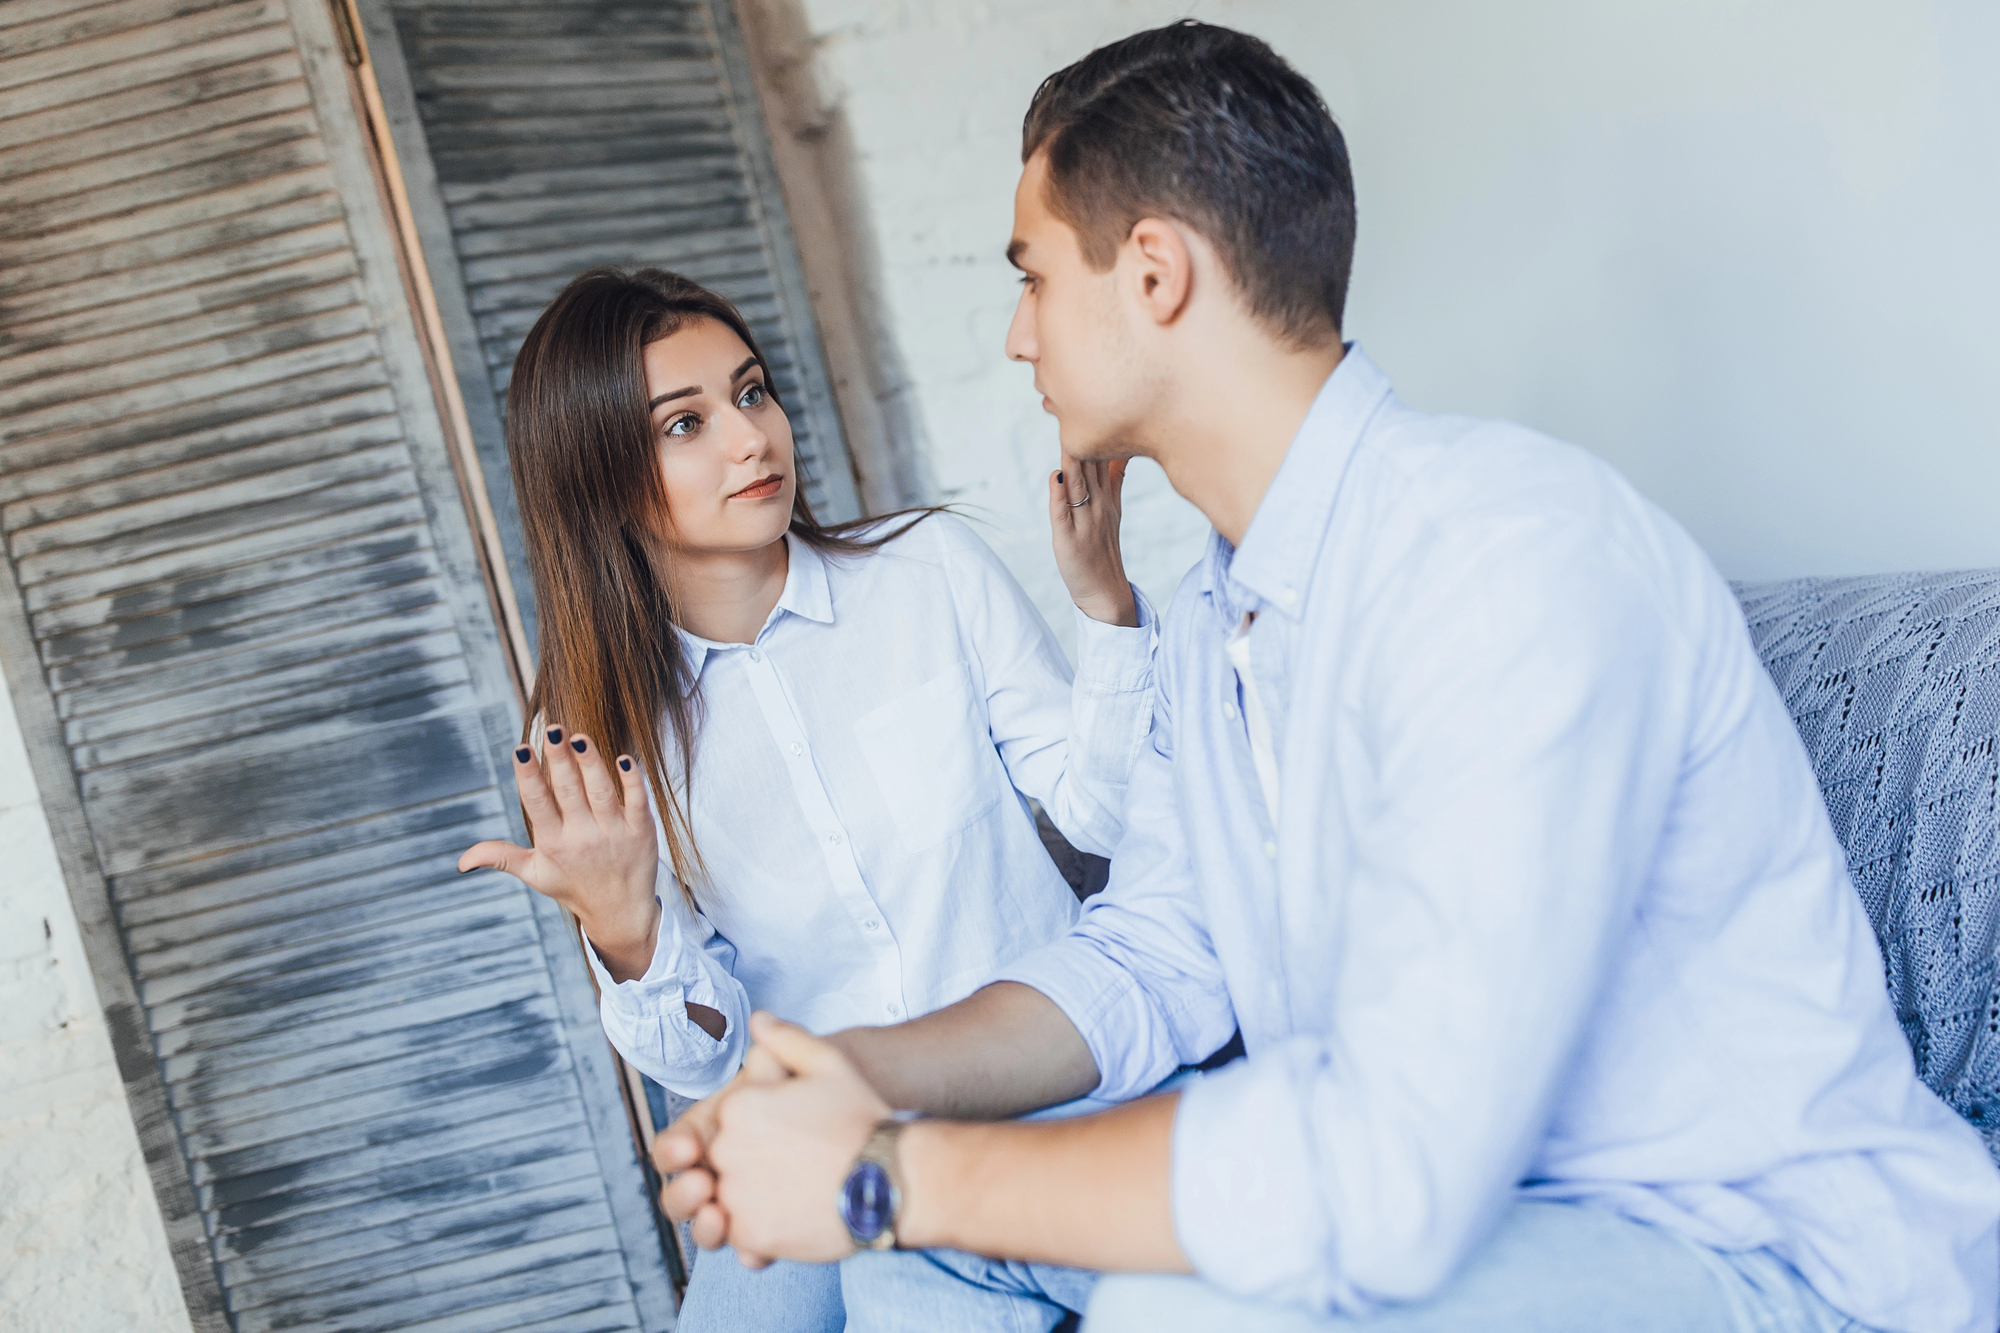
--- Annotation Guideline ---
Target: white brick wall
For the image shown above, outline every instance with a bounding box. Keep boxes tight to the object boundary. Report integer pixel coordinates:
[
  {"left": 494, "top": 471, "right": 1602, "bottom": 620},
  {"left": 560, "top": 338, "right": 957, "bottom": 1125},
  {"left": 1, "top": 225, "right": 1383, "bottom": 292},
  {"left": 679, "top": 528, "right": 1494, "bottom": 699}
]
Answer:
[{"left": 0, "top": 665, "right": 192, "bottom": 1333}]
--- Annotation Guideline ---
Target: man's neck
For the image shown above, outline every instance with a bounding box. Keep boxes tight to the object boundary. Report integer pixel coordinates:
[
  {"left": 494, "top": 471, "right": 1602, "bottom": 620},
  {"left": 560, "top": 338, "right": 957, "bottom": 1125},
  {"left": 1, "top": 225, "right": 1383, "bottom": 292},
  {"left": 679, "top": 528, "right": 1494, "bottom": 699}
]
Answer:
[
  {"left": 669, "top": 534, "right": 790, "bottom": 645},
  {"left": 1148, "top": 339, "right": 1344, "bottom": 547}
]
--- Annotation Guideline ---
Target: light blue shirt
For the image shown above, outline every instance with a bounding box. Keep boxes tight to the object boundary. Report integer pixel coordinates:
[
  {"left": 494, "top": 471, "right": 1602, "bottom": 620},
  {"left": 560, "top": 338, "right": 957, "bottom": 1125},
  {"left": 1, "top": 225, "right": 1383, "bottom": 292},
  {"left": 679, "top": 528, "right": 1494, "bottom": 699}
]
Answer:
[
  {"left": 1000, "top": 348, "right": 2000, "bottom": 1332},
  {"left": 586, "top": 515, "right": 1155, "bottom": 1098}
]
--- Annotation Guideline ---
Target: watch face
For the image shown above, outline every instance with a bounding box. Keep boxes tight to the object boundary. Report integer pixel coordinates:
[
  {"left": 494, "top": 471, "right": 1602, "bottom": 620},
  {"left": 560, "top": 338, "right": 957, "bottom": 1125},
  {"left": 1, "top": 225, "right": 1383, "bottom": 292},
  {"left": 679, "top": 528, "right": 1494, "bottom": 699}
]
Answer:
[{"left": 840, "top": 1160, "right": 894, "bottom": 1241}]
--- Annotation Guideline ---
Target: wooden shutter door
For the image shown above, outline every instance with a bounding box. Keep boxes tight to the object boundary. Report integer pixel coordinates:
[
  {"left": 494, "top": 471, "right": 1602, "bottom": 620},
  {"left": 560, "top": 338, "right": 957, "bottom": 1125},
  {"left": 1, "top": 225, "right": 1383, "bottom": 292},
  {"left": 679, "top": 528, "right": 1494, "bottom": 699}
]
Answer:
[
  {"left": 0, "top": 2, "right": 676, "bottom": 1329},
  {"left": 353, "top": 0, "right": 863, "bottom": 650}
]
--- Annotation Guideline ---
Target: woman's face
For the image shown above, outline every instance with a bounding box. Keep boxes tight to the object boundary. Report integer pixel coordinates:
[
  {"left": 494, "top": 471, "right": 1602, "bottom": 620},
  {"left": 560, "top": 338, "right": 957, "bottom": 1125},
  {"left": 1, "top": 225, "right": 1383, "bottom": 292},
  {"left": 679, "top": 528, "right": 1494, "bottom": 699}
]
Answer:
[{"left": 642, "top": 317, "right": 796, "bottom": 554}]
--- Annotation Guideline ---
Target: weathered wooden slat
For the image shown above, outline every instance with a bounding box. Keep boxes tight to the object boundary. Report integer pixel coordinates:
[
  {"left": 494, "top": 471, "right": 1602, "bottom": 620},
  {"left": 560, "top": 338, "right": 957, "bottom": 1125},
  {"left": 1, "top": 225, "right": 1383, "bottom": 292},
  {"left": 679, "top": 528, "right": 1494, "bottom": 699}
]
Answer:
[
  {"left": 3, "top": 302, "right": 377, "bottom": 422},
  {"left": 12, "top": 437, "right": 409, "bottom": 562},
  {"left": 393, "top": 4, "right": 703, "bottom": 38},
  {"left": 143, "top": 893, "right": 539, "bottom": 1018},
  {"left": 0, "top": 238, "right": 353, "bottom": 359},
  {"left": 383, "top": 1276, "right": 638, "bottom": 1333},
  {"left": 0, "top": 0, "right": 146, "bottom": 32},
  {"left": 419, "top": 108, "right": 736, "bottom": 159},
  {"left": 156, "top": 928, "right": 534, "bottom": 1060},
  {"left": 3, "top": 104, "right": 321, "bottom": 209},
  {"left": 215, "top": 1176, "right": 611, "bottom": 1286},
  {"left": 169, "top": 986, "right": 553, "bottom": 1106},
  {"left": 452, "top": 200, "right": 753, "bottom": 265},
  {"left": 0, "top": 185, "right": 344, "bottom": 303},
  {"left": 0, "top": 134, "right": 329, "bottom": 241},
  {"left": 0, "top": 77, "right": 313, "bottom": 185},
  {"left": 163, "top": 971, "right": 557, "bottom": 1084},
  {"left": 446, "top": 178, "right": 744, "bottom": 236},
  {"left": 437, "top": 157, "right": 737, "bottom": 209},
  {"left": 124, "top": 805, "right": 485, "bottom": 939},
  {"left": 414, "top": 78, "right": 722, "bottom": 124},
  {"left": 234, "top": 1227, "right": 628, "bottom": 1333},
  {"left": 0, "top": 0, "right": 242, "bottom": 64},
  {"left": 73, "top": 656, "right": 477, "bottom": 770},
  {"left": 457, "top": 223, "right": 765, "bottom": 289},
  {"left": 135, "top": 860, "right": 506, "bottom": 986},
  {"left": 31, "top": 491, "right": 422, "bottom": 631},
  {"left": 0, "top": 8, "right": 292, "bottom": 117},
  {"left": 401, "top": 33, "right": 709, "bottom": 67},
  {"left": 0, "top": 45, "right": 303, "bottom": 154},
  {"left": 0, "top": 0, "right": 283, "bottom": 94},
  {"left": 0, "top": 275, "right": 358, "bottom": 399},
  {"left": 467, "top": 247, "right": 772, "bottom": 319},
  {"left": 430, "top": 132, "right": 739, "bottom": 183},
  {"left": 1, "top": 366, "right": 386, "bottom": 507},
  {"left": 1, "top": 327, "right": 378, "bottom": 455},
  {"left": 225, "top": 1198, "right": 614, "bottom": 1315}
]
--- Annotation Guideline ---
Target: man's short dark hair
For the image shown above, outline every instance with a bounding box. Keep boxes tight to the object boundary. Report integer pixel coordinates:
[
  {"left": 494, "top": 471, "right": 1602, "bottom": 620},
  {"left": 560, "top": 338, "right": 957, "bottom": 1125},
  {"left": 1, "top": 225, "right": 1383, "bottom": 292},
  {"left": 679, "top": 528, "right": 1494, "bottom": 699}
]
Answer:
[{"left": 1023, "top": 21, "right": 1356, "bottom": 347}]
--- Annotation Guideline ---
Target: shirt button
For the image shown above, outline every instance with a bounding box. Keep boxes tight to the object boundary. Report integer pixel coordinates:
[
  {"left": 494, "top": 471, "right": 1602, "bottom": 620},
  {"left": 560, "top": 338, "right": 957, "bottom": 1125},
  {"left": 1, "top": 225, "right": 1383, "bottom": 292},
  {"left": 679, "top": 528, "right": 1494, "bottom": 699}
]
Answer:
[
  {"left": 1279, "top": 589, "right": 1297, "bottom": 605},
  {"left": 1263, "top": 840, "right": 1277, "bottom": 860},
  {"left": 748, "top": 649, "right": 762, "bottom": 662},
  {"left": 790, "top": 742, "right": 803, "bottom": 756},
  {"left": 863, "top": 919, "right": 880, "bottom": 930},
  {"left": 1222, "top": 701, "right": 1239, "bottom": 720},
  {"left": 827, "top": 832, "right": 843, "bottom": 845},
  {"left": 886, "top": 1003, "right": 902, "bottom": 1018}
]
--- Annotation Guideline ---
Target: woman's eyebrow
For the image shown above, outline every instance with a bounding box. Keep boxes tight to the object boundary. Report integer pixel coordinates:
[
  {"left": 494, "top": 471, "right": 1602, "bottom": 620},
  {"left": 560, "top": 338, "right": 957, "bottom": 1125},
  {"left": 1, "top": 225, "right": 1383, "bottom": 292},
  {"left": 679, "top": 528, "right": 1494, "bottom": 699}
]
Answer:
[
  {"left": 648, "top": 385, "right": 698, "bottom": 410},
  {"left": 730, "top": 356, "right": 761, "bottom": 380}
]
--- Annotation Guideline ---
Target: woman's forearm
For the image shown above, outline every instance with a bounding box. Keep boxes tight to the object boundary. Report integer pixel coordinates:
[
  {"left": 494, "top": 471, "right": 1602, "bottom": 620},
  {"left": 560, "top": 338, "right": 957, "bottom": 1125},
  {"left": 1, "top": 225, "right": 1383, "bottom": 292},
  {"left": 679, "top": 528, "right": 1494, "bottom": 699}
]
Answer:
[{"left": 829, "top": 981, "right": 1099, "bottom": 1119}]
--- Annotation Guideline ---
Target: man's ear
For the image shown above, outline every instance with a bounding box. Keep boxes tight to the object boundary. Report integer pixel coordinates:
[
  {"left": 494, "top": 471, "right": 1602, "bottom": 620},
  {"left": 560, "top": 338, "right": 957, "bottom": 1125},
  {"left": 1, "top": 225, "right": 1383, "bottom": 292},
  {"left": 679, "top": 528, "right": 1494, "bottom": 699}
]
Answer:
[{"left": 1125, "top": 217, "right": 1195, "bottom": 328}]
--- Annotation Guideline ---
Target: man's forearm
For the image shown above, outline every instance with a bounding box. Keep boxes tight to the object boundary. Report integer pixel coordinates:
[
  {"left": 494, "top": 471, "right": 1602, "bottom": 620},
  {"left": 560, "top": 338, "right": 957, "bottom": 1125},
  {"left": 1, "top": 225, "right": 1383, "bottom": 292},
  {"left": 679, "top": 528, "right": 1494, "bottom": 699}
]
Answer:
[
  {"left": 896, "top": 1092, "right": 1193, "bottom": 1272},
  {"left": 827, "top": 981, "right": 1098, "bottom": 1119}
]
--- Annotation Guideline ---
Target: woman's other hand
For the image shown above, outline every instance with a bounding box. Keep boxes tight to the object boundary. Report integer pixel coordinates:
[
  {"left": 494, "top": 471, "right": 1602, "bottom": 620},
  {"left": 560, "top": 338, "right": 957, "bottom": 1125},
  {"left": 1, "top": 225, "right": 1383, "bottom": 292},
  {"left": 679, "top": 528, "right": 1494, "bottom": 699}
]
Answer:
[
  {"left": 1050, "top": 453, "right": 1138, "bottom": 627},
  {"left": 458, "top": 729, "right": 662, "bottom": 982}
]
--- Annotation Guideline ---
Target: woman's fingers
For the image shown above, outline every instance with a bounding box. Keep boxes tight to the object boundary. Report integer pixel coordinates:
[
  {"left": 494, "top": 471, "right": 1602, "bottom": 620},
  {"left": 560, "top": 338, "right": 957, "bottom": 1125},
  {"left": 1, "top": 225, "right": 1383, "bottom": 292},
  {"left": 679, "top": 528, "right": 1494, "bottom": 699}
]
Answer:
[
  {"left": 1059, "top": 451, "right": 1089, "bottom": 509},
  {"left": 541, "top": 725, "right": 590, "bottom": 818},
  {"left": 616, "top": 754, "right": 651, "bottom": 833},
  {"left": 569, "top": 734, "right": 621, "bottom": 817},
  {"left": 458, "top": 839, "right": 531, "bottom": 877},
  {"left": 511, "top": 742, "right": 561, "bottom": 832}
]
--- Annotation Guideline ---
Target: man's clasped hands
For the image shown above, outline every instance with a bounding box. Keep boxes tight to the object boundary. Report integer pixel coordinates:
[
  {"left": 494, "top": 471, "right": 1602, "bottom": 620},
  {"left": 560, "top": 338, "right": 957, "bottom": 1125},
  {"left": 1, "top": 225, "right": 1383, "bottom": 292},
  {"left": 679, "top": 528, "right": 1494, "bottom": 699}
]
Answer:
[{"left": 653, "top": 1012, "right": 891, "bottom": 1267}]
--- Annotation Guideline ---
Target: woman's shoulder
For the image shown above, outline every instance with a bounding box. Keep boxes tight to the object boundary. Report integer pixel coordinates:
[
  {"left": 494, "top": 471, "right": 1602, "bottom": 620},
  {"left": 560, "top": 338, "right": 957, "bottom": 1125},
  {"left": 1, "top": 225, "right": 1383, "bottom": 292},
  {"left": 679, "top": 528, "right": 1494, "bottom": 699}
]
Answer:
[{"left": 844, "top": 509, "right": 996, "bottom": 566}]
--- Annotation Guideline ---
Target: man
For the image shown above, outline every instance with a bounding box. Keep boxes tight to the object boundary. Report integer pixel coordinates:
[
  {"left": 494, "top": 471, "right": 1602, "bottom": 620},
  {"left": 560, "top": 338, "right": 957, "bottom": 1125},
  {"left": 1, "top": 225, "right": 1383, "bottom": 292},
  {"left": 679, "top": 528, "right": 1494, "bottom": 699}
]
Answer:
[{"left": 656, "top": 21, "right": 2000, "bottom": 1332}]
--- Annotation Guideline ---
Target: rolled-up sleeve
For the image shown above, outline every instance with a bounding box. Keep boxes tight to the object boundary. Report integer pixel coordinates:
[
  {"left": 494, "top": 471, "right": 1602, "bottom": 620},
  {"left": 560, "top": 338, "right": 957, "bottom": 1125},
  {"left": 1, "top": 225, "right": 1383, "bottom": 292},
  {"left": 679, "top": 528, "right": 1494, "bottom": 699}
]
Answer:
[
  {"left": 583, "top": 861, "right": 751, "bottom": 1099},
  {"left": 996, "top": 648, "right": 1236, "bottom": 1101},
  {"left": 1168, "top": 524, "right": 1691, "bottom": 1313}
]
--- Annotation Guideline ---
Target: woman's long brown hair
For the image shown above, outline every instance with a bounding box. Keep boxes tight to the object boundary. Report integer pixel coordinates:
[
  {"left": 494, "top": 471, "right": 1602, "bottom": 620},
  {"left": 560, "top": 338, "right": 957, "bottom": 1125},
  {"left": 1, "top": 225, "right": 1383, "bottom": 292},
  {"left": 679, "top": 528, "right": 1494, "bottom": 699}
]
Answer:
[{"left": 506, "top": 267, "right": 939, "bottom": 906}]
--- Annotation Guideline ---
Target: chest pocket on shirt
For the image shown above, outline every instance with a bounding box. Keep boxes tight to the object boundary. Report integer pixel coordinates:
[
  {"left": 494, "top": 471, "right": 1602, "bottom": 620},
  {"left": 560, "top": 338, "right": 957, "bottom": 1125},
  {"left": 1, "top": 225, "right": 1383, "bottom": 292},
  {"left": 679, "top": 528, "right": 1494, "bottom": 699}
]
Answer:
[{"left": 853, "top": 661, "right": 1003, "bottom": 852}]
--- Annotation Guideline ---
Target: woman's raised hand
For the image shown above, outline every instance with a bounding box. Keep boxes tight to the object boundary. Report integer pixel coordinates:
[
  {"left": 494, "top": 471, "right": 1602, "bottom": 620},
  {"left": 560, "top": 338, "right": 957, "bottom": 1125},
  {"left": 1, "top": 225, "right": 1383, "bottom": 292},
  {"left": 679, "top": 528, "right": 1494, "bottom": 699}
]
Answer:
[
  {"left": 458, "top": 728, "right": 662, "bottom": 982},
  {"left": 1049, "top": 452, "right": 1139, "bottom": 628}
]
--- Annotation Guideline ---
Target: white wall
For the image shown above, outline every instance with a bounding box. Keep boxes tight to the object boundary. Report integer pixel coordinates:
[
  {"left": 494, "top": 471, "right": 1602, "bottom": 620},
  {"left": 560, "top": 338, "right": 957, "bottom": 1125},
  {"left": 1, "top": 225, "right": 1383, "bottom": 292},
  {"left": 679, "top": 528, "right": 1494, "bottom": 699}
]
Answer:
[
  {"left": 0, "top": 665, "right": 193, "bottom": 1333},
  {"left": 788, "top": 0, "right": 2000, "bottom": 642}
]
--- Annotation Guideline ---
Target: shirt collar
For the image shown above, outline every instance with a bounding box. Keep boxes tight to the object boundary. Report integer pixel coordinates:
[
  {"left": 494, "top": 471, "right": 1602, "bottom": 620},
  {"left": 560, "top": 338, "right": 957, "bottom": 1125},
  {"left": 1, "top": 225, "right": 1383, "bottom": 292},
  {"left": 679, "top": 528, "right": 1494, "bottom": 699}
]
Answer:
[
  {"left": 1203, "top": 343, "right": 1393, "bottom": 620},
  {"left": 674, "top": 530, "right": 835, "bottom": 692}
]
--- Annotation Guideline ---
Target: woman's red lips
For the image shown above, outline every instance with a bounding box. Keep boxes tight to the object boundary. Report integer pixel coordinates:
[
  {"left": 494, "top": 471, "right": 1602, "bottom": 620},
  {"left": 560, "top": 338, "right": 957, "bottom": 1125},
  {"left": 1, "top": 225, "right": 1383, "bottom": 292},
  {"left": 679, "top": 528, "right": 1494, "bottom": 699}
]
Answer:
[{"left": 729, "top": 474, "right": 785, "bottom": 500}]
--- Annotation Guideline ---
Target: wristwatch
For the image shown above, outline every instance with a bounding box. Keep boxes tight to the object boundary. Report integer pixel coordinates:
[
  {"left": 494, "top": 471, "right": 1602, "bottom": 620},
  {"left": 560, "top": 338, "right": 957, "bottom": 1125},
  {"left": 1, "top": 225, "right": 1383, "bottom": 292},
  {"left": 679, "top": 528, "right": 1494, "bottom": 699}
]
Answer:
[{"left": 838, "top": 1121, "right": 905, "bottom": 1251}]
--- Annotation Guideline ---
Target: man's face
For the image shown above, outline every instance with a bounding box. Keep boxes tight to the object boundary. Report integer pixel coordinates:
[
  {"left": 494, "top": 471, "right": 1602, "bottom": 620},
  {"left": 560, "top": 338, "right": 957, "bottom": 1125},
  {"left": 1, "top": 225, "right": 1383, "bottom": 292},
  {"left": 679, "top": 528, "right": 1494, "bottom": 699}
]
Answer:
[{"left": 1004, "top": 152, "right": 1149, "bottom": 460}]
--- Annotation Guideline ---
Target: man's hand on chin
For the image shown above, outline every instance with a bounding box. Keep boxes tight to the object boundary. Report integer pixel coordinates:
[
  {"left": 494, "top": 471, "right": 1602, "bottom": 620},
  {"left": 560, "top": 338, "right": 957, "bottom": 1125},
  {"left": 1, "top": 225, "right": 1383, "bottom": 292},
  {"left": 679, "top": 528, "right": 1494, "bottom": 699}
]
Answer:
[{"left": 710, "top": 1012, "right": 892, "bottom": 1268}]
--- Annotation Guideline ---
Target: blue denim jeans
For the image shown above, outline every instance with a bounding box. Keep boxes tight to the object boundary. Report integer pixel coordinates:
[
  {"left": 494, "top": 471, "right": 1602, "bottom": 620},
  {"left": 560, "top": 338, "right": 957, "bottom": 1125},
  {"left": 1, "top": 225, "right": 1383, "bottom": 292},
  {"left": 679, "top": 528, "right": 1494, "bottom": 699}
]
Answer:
[{"left": 1081, "top": 1199, "right": 1877, "bottom": 1333}]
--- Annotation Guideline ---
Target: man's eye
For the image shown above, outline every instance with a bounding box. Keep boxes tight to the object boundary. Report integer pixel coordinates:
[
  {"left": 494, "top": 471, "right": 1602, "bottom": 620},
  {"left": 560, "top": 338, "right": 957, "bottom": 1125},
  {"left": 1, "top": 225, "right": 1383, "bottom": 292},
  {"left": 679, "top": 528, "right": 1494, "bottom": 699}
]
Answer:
[
  {"left": 665, "top": 413, "right": 699, "bottom": 438},
  {"left": 739, "top": 383, "right": 765, "bottom": 408}
]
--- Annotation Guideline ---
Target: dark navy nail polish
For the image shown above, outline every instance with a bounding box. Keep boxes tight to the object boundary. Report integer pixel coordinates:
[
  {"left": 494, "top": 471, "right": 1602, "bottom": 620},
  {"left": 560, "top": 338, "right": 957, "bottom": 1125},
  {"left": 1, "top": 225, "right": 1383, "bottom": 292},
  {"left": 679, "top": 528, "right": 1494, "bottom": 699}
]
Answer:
[
  {"left": 1056, "top": 471, "right": 1065, "bottom": 483},
  {"left": 514, "top": 746, "right": 532, "bottom": 764},
  {"left": 547, "top": 727, "right": 562, "bottom": 744},
  {"left": 618, "top": 757, "right": 633, "bottom": 772},
  {"left": 570, "top": 738, "right": 587, "bottom": 753}
]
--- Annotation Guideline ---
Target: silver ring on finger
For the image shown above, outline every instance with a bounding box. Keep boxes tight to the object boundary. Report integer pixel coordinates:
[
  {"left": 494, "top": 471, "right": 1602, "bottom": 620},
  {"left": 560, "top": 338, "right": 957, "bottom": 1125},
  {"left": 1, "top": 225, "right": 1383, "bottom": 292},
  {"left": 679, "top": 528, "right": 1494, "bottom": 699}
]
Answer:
[{"left": 1068, "top": 490, "right": 1091, "bottom": 508}]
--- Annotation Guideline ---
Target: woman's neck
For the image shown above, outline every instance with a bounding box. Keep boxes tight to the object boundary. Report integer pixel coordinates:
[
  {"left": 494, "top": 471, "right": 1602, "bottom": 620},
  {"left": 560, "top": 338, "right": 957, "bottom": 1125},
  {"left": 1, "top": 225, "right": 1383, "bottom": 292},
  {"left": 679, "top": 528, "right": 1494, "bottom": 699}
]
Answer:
[{"left": 669, "top": 534, "right": 791, "bottom": 645}]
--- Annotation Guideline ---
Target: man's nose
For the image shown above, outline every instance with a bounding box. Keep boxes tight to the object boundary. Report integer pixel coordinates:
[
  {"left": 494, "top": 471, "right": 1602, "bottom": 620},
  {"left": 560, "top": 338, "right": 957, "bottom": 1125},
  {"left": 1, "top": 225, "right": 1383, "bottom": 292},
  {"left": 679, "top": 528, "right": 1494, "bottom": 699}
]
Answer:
[{"left": 1005, "top": 294, "right": 1037, "bottom": 363}]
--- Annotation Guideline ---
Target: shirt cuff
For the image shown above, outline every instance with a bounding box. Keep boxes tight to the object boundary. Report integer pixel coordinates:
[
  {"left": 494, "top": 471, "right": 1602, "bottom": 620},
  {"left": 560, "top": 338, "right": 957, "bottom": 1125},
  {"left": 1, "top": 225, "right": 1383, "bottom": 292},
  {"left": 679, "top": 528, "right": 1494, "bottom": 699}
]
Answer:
[
  {"left": 582, "top": 891, "right": 742, "bottom": 1098},
  {"left": 1173, "top": 1040, "right": 1356, "bottom": 1314},
  {"left": 993, "top": 930, "right": 1183, "bottom": 1103},
  {"left": 1071, "top": 583, "right": 1157, "bottom": 695}
]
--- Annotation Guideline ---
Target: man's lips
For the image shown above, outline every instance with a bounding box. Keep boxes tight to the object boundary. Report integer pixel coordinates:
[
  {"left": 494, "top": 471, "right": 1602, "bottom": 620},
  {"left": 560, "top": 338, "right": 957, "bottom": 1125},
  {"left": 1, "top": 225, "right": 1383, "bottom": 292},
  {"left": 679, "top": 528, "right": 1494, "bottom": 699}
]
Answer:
[{"left": 729, "top": 474, "right": 785, "bottom": 500}]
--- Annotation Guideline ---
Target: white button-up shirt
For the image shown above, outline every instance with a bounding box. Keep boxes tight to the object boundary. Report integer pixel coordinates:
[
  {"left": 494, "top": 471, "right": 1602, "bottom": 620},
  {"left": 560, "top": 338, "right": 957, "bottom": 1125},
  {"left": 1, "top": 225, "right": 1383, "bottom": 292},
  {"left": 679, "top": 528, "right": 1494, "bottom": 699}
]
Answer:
[
  {"left": 1001, "top": 348, "right": 2000, "bottom": 1332},
  {"left": 586, "top": 515, "right": 1155, "bottom": 1098}
]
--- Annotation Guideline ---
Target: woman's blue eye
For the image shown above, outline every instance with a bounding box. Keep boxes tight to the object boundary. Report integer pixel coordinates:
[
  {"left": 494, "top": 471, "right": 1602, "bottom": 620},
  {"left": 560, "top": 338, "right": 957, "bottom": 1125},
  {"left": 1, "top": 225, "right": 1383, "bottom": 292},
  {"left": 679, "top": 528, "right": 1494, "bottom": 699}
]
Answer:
[
  {"left": 665, "top": 413, "right": 698, "bottom": 438},
  {"left": 739, "top": 383, "right": 765, "bottom": 408}
]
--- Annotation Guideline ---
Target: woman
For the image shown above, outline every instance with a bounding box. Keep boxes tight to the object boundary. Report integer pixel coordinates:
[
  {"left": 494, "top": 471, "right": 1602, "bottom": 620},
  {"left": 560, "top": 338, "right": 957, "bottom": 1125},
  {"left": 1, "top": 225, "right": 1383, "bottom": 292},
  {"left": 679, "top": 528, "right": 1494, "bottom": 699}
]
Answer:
[{"left": 458, "top": 268, "right": 1153, "bottom": 1331}]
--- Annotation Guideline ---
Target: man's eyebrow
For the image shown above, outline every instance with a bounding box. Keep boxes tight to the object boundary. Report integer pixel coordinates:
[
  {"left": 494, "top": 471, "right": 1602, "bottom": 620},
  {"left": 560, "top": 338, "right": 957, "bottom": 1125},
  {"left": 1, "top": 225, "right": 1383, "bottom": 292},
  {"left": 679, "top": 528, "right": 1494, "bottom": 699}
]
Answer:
[
  {"left": 1006, "top": 238, "right": 1029, "bottom": 268},
  {"left": 648, "top": 385, "right": 698, "bottom": 411}
]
